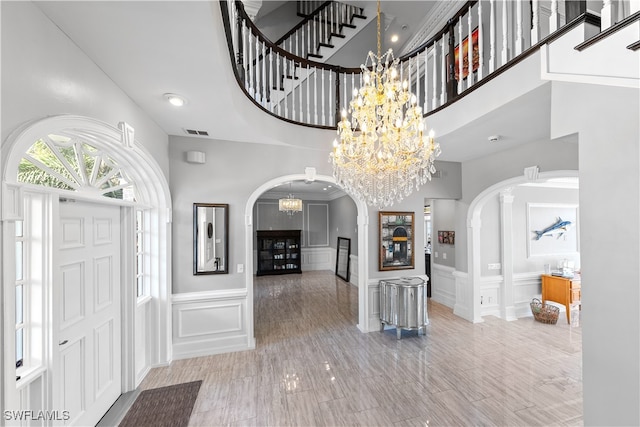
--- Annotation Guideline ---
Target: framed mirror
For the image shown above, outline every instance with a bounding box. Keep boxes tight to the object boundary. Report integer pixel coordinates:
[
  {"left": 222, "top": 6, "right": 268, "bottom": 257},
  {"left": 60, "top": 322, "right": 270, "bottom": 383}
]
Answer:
[
  {"left": 193, "top": 203, "right": 229, "bottom": 274},
  {"left": 336, "top": 237, "right": 351, "bottom": 282},
  {"left": 379, "top": 211, "right": 414, "bottom": 271}
]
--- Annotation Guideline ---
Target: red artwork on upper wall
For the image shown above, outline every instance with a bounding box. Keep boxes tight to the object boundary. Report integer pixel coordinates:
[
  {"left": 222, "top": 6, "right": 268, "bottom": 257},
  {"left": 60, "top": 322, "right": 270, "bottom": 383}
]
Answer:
[{"left": 453, "top": 27, "right": 480, "bottom": 81}]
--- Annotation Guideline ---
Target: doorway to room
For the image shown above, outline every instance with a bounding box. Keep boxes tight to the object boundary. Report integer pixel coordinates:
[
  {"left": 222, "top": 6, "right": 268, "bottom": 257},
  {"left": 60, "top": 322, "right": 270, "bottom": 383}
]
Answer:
[{"left": 244, "top": 173, "right": 370, "bottom": 344}]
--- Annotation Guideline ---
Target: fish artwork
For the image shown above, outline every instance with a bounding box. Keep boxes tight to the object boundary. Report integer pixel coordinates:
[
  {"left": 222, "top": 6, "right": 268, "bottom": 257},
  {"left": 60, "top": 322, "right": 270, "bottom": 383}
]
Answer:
[{"left": 534, "top": 217, "right": 573, "bottom": 240}]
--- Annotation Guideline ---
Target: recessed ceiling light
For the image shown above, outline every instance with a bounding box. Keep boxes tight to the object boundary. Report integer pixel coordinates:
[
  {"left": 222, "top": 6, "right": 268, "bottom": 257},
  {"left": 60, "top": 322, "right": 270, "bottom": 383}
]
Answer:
[
  {"left": 164, "top": 93, "right": 186, "bottom": 107},
  {"left": 391, "top": 34, "right": 399, "bottom": 43},
  {"left": 323, "top": 187, "right": 328, "bottom": 191}
]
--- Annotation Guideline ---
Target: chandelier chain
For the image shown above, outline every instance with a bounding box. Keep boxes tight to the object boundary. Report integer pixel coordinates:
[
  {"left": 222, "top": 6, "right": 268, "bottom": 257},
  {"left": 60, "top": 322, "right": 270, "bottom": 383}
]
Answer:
[{"left": 329, "top": 0, "right": 442, "bottom": 208}]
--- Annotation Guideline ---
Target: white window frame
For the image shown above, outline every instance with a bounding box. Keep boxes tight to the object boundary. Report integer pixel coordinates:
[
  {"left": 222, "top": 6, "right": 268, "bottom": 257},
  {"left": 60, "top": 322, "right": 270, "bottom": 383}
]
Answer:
[
  {"left": 135, "top": 208, "right": 151, "bottom": 302},
  {"left": 14, "top": 192, "right": 48, "bottom": 388}
]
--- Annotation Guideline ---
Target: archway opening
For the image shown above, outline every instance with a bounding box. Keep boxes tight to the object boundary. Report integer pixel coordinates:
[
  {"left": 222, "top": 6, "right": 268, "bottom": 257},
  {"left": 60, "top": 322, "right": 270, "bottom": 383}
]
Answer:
[
  {"left": 244, "top": 173, "right": 370, "bottom": 347},
  {"left": 466, "top": 170, "right": 579, "bottom": 323}
]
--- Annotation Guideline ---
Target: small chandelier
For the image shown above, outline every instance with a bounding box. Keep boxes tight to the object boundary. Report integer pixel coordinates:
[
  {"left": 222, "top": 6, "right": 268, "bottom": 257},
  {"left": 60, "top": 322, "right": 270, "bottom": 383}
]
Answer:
[
  {"left": 279, "top": 190, "right": 302, "bottom": 215},
  {"left": 330, "top": 0, "right": 441, "bottom": 209}
]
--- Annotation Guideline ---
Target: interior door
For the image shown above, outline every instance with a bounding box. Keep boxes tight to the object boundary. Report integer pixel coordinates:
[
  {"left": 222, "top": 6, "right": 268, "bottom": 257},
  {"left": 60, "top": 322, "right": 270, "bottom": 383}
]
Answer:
[{"left": 53, "top": 199, "right": 122, "bottom": 426}]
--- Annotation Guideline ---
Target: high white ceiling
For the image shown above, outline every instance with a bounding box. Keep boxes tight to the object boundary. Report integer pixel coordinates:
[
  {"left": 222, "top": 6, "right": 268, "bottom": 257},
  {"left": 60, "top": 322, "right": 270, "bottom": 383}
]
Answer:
[{"left": 32, "top": 1, "right": 561, "bottom": 198}]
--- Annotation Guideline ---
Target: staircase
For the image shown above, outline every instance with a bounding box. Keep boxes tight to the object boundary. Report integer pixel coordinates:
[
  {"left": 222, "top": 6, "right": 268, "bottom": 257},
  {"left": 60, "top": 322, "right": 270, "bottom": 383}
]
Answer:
[{"left": 256, "top": 1, "right": 375, "bottom": 123}]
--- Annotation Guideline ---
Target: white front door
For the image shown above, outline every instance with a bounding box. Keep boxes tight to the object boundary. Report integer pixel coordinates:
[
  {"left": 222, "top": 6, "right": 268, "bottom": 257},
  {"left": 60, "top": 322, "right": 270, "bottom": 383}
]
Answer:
[{"left": 53, "top": 199, "right": 122, "bottom": 426}]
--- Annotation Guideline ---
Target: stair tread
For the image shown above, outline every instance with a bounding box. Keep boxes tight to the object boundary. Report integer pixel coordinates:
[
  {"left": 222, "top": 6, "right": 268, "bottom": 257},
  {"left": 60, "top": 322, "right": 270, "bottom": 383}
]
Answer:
[
  {"left": 307, "top": 53, "right": 323, "bottom": 59},
  {"left": 341, "top": 23, "right": 356, "bottom": 29},
  {"left": 352, "top": 13, "right": 367, "bottom": 20},
  {"left": 331, "top": 32, "right": 346, "bottom": 39},
  {"left": 319, "top": 42, "right": 334, "bottom": 48}
]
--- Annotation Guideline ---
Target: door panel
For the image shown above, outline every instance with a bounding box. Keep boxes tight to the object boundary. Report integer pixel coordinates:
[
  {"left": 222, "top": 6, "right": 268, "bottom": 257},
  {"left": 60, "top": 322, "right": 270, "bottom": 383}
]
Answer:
[{"left": 55, "top": 200, "right": 121, "bottom": 426}]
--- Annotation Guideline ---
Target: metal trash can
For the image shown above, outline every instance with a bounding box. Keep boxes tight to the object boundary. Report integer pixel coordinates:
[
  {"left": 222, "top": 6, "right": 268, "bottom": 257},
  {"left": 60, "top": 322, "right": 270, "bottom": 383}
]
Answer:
[{"left": 379, "top": 277, "right": 429, "bottom": 339}]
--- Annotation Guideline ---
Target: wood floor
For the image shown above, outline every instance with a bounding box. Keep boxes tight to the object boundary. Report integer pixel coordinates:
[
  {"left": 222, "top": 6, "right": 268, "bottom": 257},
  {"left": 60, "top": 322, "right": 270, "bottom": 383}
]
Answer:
[{"left": 139, "top": 271, "right": 583, "bottom": 426}]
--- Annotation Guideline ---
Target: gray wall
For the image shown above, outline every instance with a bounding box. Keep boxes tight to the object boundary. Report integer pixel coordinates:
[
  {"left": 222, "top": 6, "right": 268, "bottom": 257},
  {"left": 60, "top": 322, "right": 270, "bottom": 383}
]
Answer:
[
  {"left": 253, "top": 199, "right": 331, "bottom": 248},
  {"left": 328, "top": 195, "right": 358, "bottom": 255},
  {"left": 455, "top": 138, "right": 580, "bottom": 273},
  {"left": 478, "top": 185, "right": 580, "bottom": 277},
  {"left": 169, "top": 135, "right": 337, "bottom": 294},
  {"left": 169, "top": 133, "right": 463, "bottom": 293},
  {"left": 254, "top": 2, "right": 299, "bottom": 42},
  {"left": 432, "top": 199, "right": 457, "bottom": 268}
]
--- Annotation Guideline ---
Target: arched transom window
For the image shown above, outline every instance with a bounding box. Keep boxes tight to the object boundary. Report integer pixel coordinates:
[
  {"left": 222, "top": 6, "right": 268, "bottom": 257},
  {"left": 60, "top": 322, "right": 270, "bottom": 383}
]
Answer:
[{"left": 18, "top": 133, "right": 137, "bottom": 201}]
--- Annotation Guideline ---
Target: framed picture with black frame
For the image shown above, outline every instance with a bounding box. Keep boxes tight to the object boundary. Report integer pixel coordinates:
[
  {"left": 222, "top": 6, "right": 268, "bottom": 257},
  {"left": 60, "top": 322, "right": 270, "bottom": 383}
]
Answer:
[{"left": 379, "top": 211, "right": 414, "bottom": 271}]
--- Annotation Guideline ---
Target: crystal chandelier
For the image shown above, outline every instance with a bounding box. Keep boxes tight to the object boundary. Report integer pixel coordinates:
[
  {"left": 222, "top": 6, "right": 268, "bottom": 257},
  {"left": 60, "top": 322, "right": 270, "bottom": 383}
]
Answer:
[
  {"left": 330, "top": 0, "right": 441, "bottom": 209},
  {"left": 279, "top": 187, "right": 302, "bottom": 215}
]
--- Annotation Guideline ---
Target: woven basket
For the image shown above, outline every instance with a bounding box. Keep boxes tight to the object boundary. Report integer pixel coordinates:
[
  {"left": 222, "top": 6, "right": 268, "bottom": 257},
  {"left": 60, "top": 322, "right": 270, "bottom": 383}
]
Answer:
[{"left": 530, "top": 298, "right": 559, "bottom": 324}]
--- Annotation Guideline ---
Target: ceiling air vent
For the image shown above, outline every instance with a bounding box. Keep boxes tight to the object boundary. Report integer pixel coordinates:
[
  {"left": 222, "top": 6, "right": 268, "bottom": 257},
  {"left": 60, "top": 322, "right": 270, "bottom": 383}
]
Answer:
[{"left": 184, "top": 129, "right": 209, "bottom": 136}]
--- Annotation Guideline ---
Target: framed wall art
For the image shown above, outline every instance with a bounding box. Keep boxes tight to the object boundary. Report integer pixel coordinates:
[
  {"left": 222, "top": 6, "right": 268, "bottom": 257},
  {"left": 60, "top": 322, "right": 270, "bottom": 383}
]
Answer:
[
  {"left": 527, "top": 203, "right": 579, "bottom": 257},
  {"left": 379, "top": 211, "right": 414, "bottom": 271},
  {"left": 438, "top": 230, "right": 455, "bottom": 245}
]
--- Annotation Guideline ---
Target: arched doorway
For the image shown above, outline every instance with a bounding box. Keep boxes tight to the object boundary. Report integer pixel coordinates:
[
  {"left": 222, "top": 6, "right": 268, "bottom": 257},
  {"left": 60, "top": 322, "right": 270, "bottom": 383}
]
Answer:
[
  {"left": 244, "top": 173, "right": 370, "bottom": 345},
  {"left": 466, "top": 169, "right": 579, "bottom": 323},
  {"left": 1, "top": 115, "right": 172, "bottom": 424}
]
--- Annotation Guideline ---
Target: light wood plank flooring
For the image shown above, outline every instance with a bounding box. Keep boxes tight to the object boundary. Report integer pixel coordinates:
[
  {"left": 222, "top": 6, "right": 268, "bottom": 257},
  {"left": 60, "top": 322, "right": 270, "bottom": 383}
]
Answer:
[{"left": 139, "top": 271, "right": 583, "bottom": 426}]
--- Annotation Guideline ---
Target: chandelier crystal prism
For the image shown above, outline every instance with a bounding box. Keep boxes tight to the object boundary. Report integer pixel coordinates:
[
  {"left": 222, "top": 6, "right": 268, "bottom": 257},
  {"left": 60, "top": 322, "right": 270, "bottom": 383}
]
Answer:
[{"left": 329, "top": 1, "right": 441, "bottom": 209}]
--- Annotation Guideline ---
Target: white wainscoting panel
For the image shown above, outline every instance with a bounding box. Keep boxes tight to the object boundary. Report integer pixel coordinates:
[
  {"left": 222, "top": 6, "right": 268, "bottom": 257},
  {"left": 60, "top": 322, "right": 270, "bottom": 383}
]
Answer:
[
  {"left": 349, "top": 255, "right": 359, "bottom": 287},
  {"left": 479, "top": 275, "right": 502, "bottom": 317},
  {"left": 514, "top": 272, "right": 543, "bottom": 318},
  {"left": 135, "top": 299, "right": 150, "bottom": 385},
  {"left": 172, "top": 289, "right": 250, "bottom": 359},
  {"left": 452, "top": 271, "right": 472, "bottom": 321},
  {"left": 431, "top": 264, "right": 456, "bottom": 308},
  {"left": 301, "top": 247, "right": 332, "bottom": 271},
  {"left": 367, "top": 279, "right": 381, "bottom": 332}
]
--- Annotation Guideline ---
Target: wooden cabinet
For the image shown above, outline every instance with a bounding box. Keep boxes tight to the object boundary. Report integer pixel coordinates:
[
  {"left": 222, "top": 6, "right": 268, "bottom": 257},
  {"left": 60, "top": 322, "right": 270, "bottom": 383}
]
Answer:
[
  {"left": 256, "top": 230, "right": 302, "bottom": 276},
  {"left": 541, "top": 274, "right": 581, "bottom": 324}
]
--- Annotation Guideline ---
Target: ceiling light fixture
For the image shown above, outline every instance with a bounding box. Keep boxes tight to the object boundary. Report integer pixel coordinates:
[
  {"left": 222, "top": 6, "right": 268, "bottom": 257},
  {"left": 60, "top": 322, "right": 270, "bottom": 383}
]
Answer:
[
  {"left": 391, "top": 34, "right": 399, "bottom": 43},
  {"left": 164, "top": 93, "right": 186, "bottom": 107},
  {"left": 329, "top": 0, "right": 441, "bottom": 208},
  {"left": 278, "top": 183, "right": 302, "bottom": 215}
]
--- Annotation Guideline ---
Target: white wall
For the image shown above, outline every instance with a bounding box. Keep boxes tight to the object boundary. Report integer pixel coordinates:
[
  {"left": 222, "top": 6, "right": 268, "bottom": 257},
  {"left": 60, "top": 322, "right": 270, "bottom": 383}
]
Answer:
[
  {"left": 0, "top": 1, "right": 170, "bottom": 179},
  {"left": 550, "top": 81, "right": 640, "bottom": 427}
]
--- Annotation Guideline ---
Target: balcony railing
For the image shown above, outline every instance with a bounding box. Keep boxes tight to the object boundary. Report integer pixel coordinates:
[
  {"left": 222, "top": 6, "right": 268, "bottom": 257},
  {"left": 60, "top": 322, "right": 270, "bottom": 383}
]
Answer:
[{"left": 220, "top": 0, "right": 634, "bottom": 130}]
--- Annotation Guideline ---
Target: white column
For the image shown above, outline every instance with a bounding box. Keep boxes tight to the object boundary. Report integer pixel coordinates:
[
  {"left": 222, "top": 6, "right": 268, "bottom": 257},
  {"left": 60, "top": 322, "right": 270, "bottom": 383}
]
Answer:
[
  {"left": 432, "top": 44, "right": 438, "bottom": 109},
  {"left": 468, "top": 213, "right": 484, "bottom": 323},
  {"left": 550, "top": 0, "right": 561, "bottom": 32},
  {"left": 499, "top": 189, "right": 517, "bottom": 321},
  {"left": 458, "top": 17, "right": 464, "bottom": 93},
  {"left": 440, "top": 34, "right": 446, "bottom": 106},
  {"left": 489, "top": 0, "right": 496, "bottom": 73},
  {"left": 531, "top": 0, "right": 540, "bottom": 44},
  {"left": 501, "top": 0, "right": 509, "bottom": 66},
  {"left": 601, "top": 0, "right": 614, "bottom": 30},
  {"left": 467, "top": 10, "right": 474, "bottom": 86},
  {"left": 515, "top": 0, "right": 524, "bottom": 55},
  {"left": 477, "top": 0, "right": 484, "bottom": 80},
  {"left": 424, "top": 48, "right": 429, "bottom": 112}
]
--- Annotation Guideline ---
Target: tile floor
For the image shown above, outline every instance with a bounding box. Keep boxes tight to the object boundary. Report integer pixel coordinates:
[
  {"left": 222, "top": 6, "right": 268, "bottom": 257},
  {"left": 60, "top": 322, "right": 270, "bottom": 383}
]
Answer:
[{"left": 138, "top": 271, "right": 583, "bottom": 426}]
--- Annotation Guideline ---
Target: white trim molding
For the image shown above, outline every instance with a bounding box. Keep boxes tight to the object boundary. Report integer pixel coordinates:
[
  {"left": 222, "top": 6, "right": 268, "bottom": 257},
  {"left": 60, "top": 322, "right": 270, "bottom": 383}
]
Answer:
[
  {"left": 171, "top": 289, "right": 252, "bottom": 360},
  {"left": 431, "top": 264, "right": 456, "bottom": 309}
]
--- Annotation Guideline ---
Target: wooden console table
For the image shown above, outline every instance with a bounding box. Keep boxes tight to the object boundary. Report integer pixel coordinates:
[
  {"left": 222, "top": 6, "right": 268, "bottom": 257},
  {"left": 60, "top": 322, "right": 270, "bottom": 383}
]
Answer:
[{"left": 541, "top": 274, "right": 581, "bottom": 324}]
